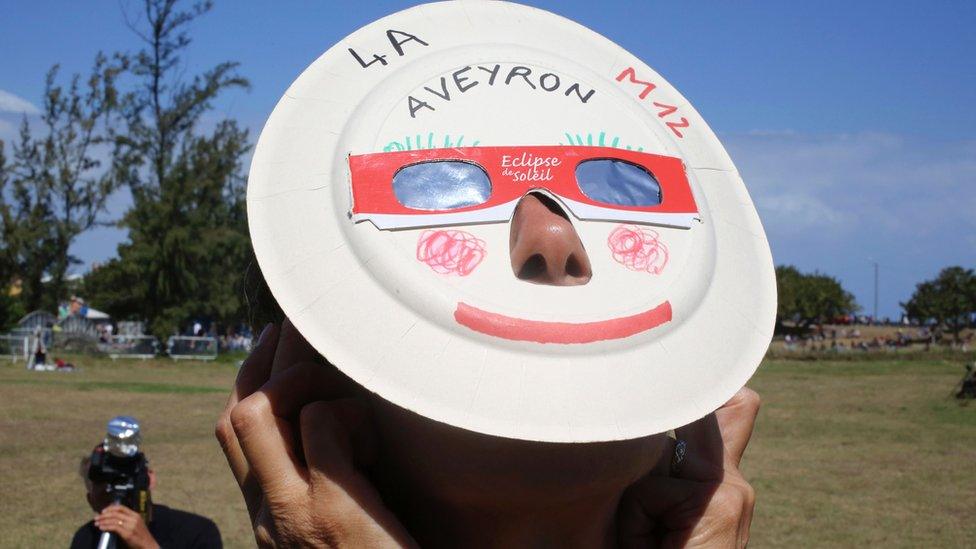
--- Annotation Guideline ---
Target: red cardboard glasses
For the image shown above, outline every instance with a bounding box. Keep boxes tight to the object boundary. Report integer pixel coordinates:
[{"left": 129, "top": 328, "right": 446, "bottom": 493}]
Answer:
[{"left": 349, "top": 146, "right": 699, "bottom": 230}]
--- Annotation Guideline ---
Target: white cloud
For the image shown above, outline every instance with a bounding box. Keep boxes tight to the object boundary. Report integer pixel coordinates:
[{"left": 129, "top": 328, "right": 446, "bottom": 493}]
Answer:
[
  {"left": 756, "top": 193, "right": 851, "bottom": 232},
  {"left": 0, "top": 118, "right": 15, "bottom": 141},
  {"left": 722, "top": 131, "right": 976, "bottom": 318},
  {"left": 725, "top": 131, "right": 976, "bottom": 236},
  {"left": 0, "top": 89, "right": 40, "bottom": 115}
]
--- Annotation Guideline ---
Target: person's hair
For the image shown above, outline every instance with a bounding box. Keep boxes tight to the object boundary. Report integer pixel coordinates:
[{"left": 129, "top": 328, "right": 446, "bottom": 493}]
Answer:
[
  {"left": 79, "top": 455, "right": 92, "bottom": 491},
  {"left": 243, "top": 251, "right": 284, "bottom": 334}
]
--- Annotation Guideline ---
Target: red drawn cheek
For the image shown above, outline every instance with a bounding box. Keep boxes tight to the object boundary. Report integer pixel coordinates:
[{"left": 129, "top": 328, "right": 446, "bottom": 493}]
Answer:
[
  {"left": 607, "top": 224, "right": 669, "bottom": 274},
  {"left": 416, "top": 229, "right": 487, "bottom": 276}
]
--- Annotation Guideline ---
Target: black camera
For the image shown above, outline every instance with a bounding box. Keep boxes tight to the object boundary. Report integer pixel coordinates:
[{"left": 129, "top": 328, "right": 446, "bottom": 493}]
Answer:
[{"left": 88, "top": 416, "right": 153, "bottom": 522}]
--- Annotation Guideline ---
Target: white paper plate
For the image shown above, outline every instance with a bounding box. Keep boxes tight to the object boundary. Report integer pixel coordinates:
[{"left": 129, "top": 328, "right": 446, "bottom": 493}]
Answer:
[{"left": 248, "top": 1, "right": 775, "bottom": 442}]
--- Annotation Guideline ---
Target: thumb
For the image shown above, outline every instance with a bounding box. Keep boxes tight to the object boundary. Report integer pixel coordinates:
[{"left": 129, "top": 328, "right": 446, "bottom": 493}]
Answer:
[
  {"left": 300, "top": 398, "right": 396, "bottom": 513},
  {"left": 300, "top": 399, "right": 366, "bottom": 489},
  {"left": 300, "top": 399, "right": 417, "bottom": 546},
  {"left": 714, "top": 387, "right": 760, "bottom": 467}
]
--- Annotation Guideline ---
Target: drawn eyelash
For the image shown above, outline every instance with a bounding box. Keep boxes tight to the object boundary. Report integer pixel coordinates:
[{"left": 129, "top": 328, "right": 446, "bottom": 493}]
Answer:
[
  {"left": 559, "top": 131, "right": 644, "bottom": 151},
  {"left": 382, "top": 131, "right": 640, "bottom": 152},
  {"left": 383, "top": 133, "right": 481, "bottom": 152}
]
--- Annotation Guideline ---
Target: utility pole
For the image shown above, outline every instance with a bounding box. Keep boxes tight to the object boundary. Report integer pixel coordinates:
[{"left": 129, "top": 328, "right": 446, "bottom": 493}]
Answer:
[{"left": 873, "top": 261, "right": 879, "bottom": 322}]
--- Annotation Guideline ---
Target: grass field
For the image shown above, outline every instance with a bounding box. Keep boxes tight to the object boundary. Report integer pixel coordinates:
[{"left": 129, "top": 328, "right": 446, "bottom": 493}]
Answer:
[{"left": 1, "top": 354, "right": 973, "bottom": 547}]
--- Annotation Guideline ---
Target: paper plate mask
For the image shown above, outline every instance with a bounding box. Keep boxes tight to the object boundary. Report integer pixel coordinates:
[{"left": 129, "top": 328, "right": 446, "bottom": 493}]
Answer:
[{"left": 248, "top": 1, "right": 776, "bottom": 442}]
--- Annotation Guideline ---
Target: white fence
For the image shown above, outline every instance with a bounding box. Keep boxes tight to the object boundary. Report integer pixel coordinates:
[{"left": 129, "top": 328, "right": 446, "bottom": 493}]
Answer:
[
  {"left": 99, "top": 335, "right": 160, "bottom": 359},
  {"left": 0, "top": 334, "right": 29, "bottom": 362},
  {"left": 166, "top": 336, "right": 218, "bottom": 361},
  {"left": 116, "top": 321, "right": 147, "bottom": 336},
  {"left": 9, "top": 327, "right": 53, "bottom": 350}
]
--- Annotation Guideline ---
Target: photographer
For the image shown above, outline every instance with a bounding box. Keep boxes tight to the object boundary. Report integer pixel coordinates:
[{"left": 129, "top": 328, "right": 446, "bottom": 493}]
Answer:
[{"left": 71, "top": 419, "right": 222, "bottom": 549}]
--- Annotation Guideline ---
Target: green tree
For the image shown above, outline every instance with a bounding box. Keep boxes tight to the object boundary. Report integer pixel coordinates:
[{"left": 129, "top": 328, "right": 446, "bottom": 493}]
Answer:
[
  {"left": 0, "top": 124, "right": 56, "bottom": 318},
  {"left": 0, "top": 54, "right": 123, "bottom": 314},
  {"left": 902, "top": 266, "right": 976, "bottom": 343},
  {"left": 776, "top": 265, "right": 859, "bottom": 330},
  {"left": 0, "top": 142, "right": 27, "bottom": 330},
  {"left": 86, "top": 0, "right": 250, "bottom": 336}
]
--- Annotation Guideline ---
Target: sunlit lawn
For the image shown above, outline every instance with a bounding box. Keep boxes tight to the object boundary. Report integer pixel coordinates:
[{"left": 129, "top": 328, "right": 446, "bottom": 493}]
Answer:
[
  {"left": 745, "top": 358, "right": 974, "bottom": 547},
  {"left": 0, "top": 353, "right": 972, "bottom": 547}
]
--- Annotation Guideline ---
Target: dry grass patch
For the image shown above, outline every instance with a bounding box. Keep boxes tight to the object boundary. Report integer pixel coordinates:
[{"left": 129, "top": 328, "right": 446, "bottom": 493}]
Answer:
[
  {"left": 745, "top": 358, "right": 975, "bottom": 547},
  {"left": 0, "top": 355, "right": 252, "bottom": 547}
]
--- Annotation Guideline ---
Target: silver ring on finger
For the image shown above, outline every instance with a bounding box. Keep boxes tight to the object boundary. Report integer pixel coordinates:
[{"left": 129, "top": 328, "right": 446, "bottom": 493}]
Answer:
[{"left": 671, "top": 438, "right": 687, "bottom": 476}]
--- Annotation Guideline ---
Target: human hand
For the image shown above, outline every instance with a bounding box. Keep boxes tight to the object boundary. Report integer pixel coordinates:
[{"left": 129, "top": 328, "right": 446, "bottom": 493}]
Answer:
[
  {"left": 215, "top": 321, "right": 416, "bottom": 548},
  {"left": 93, "top": 504, "right": 159, "bottom": 549},
  {"left": 618, "top": 387, "right": 761, "bottom": 548}
]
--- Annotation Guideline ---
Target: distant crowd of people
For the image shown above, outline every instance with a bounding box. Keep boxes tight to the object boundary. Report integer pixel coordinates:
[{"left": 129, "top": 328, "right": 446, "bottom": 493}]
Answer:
[
  {"left": 95, "top": 323, "right": 115, "bottom": 343},
  {"left": 184, "top": 320, "right": 254, "bottom": 353},
  {"left": 219, "top": 332, "right": 252, "bottom": 352},
  {"left": 829, "top": 313, "right": 957, "bottom": 327},
  {"left": 782, "top": 326, "right": 974, "bottom": 353},
  {"left": 58, "top": 295, "right": 90, "bottom": 320}
]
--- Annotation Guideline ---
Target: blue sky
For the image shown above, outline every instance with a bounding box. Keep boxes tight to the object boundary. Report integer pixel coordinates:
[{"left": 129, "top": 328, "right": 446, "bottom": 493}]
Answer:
[{"left": 1, "top": 1, "right": 974, "bottom": 319}]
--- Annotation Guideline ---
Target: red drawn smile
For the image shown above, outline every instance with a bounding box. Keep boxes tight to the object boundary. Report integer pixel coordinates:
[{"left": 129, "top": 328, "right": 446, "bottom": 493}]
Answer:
[{"left": 454, "top": 301, "right": 672, "bottom": 344}]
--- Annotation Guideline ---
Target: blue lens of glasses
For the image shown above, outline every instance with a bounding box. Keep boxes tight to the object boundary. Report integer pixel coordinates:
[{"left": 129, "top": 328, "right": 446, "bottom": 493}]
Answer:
[
  {"left": 393, "top": 161, "right": 492, "bottom": 211},
  {"left": 575, "top": 159, "right": 662, "bottom": 206}
]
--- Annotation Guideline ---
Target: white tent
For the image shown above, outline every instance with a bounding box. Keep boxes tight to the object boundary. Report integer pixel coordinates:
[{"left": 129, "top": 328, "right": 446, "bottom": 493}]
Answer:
[{"left": 84, "top": 307, "right": 111, "bottom": 320}]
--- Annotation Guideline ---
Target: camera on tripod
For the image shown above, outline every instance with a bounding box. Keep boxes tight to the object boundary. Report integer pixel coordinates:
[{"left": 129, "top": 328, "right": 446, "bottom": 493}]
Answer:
[{"left": 87, "top": 416, "right": 152, "bottom": 523}]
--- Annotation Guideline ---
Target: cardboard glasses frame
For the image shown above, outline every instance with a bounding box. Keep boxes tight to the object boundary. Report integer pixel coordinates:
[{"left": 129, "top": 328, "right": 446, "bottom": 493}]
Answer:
[{"left": 349, "top": 146, "right": 700, "bottom": 230}]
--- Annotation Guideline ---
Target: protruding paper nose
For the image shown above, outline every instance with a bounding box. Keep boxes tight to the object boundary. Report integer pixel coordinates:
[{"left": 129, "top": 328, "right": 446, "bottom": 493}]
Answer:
[{"left": 509, "top": 193, "right": 592, "bottom": 286}]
